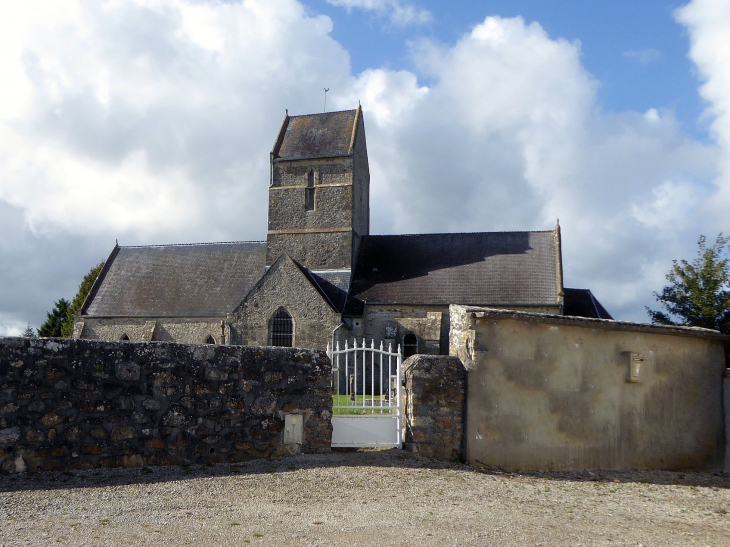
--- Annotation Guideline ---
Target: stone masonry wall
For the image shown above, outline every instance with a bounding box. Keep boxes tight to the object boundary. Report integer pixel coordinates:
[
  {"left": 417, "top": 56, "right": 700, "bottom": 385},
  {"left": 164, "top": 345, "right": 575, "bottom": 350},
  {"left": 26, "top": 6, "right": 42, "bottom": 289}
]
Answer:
[
  {"left": 403, "top": 355, "right": 466, "bottom": 461},
  {"left": 78, "top": 317, "right": 226, "bottom": 344},
  {"left": 0, "top": 337, "right": 332, "bottom": 474}
]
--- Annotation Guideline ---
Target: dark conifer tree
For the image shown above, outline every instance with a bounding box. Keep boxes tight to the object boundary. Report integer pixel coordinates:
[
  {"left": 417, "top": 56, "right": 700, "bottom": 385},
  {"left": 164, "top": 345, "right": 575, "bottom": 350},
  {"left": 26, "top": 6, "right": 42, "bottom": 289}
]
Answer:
[
  {"left": 61, "top": 261, "right": 105, "bottom": 337},
  {"left": 38, "top": 299, "right": 70, "bottom": 337}
]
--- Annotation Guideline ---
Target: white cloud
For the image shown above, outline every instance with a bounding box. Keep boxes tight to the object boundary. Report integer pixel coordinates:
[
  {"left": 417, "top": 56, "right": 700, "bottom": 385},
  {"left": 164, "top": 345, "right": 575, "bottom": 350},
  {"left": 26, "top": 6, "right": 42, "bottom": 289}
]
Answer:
[
  {"left": 335, "top": 15, "right": 719, "bottom": 320},
  {"left": 325, "top": 0, "right": 431, "bottom": 26},
  {"left": 676, "top": 0, "right": 730, "bottom": 224},
  {"left": 0, "top": 1, "right": 726, "bottom": 331},
  {"left": 0, "top": 0, "right": 351, "bottom": 242},
  {"left": 624, "top": 48, "right": 662, "bottom": 65}
]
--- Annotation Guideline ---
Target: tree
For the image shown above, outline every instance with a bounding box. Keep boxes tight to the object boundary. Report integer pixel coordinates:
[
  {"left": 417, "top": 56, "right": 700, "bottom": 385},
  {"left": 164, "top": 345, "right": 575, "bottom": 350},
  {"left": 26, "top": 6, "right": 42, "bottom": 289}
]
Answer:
[
  {"left": 38, "top": 299, "right": 70, "bottom": 337},
  {"left": 647, "top": 234, "right": 730, "bottom": 334},
  {"left": 22, "top": 324, "right": 37, "bottom": 338},
  {"left": 60, "top": 261, "right": 105, "bottom": 337}
]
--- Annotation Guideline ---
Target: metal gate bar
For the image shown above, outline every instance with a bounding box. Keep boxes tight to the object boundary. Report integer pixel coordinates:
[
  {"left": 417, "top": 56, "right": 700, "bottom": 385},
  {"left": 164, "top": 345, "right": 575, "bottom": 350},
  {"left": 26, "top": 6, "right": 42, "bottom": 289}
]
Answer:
[{"left": 327, "top": 339, "right": 402, "bottom": 448}]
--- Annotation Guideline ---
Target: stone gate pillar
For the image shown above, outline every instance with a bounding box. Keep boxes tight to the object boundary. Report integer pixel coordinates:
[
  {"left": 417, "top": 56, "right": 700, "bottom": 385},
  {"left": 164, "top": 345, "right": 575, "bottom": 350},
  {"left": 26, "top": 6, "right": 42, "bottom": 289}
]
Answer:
[{"left": 402, "top": 355, "right": 466, "bottom": 461}]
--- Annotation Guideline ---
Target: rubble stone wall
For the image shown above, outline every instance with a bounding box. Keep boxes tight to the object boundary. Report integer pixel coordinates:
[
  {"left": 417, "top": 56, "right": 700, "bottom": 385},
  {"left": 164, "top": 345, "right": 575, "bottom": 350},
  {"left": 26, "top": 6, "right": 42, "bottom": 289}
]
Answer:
[
  {"left": 0, "top": 337, "right": 332, "bottom": 474},
  {"left": 403, "top": 355, "right": 466, "bottom": 461}
]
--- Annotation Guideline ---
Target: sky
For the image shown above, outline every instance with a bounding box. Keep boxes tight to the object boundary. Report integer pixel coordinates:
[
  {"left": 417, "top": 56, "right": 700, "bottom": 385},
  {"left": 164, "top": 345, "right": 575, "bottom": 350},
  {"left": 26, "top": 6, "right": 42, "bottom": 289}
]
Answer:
[{"left": 1, "top": 0, "right": 729, "bottom": 335}]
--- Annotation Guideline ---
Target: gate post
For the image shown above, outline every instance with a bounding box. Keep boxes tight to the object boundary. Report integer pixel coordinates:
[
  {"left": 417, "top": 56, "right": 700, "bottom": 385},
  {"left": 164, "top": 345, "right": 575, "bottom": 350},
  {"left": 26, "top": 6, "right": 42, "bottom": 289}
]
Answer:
[{"left": 403, "top": 355, "right": 466, "bottom": 461}]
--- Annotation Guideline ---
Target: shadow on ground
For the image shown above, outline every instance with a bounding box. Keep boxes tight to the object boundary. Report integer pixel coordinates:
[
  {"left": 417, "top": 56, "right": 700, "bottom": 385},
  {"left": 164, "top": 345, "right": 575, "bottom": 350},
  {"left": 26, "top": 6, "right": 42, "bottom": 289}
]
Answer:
[{"left": 1, "top": 448, "right": 729, "bottom": 493}]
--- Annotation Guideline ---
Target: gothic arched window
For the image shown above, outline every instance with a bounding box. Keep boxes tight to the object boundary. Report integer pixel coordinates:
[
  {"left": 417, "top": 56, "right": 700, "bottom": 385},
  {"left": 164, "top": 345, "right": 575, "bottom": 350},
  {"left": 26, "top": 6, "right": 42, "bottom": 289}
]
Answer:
[
  {"left": 205, "top": 335, "right": 216, "bottom": 344},
  {"left": 403, "top": 333, "right": 417, "bottom": 358},
  {"left": 270, "top": 309, "right": 293, "bottom": 347},
  {"left": 120, "top": 333, "right": 130, "bottom": 341}
]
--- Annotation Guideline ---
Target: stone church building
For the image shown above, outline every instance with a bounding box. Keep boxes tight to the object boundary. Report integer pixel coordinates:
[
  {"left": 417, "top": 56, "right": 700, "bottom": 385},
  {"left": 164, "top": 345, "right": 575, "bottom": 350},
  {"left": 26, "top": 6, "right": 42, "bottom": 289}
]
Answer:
[{"left": 74, "top": 107, "right": 610, "bottom": 355}]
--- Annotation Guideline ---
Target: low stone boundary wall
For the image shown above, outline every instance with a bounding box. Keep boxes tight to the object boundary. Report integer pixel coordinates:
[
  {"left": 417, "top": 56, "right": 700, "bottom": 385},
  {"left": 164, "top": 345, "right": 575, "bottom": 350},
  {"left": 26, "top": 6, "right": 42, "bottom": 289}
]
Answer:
[
  {"left": 0, "top": 337, "right": 332, "bottom": 473},
  {"left": 403, "top": 355, "right": 466, "bottom": 461}
]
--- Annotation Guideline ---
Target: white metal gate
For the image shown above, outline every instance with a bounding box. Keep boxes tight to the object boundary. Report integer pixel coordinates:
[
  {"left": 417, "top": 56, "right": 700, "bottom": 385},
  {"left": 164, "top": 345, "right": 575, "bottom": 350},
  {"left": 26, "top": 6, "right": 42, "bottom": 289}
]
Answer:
[{"left": 327, "top": 339, "right": 402, "bottom": 448}]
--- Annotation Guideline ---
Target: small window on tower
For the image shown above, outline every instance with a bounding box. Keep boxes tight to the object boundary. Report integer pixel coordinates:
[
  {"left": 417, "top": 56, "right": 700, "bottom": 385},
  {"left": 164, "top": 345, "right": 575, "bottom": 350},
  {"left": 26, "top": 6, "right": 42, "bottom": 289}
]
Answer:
[{"left": 305, "top": 170, "right": 315, "bottom": 211}]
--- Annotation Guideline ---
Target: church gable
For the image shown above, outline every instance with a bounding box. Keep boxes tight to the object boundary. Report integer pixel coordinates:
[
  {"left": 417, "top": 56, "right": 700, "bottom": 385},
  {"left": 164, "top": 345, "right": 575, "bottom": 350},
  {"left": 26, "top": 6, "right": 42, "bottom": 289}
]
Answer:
[{"left": 231, "top": 254, "right": 342, "bottom": 350}]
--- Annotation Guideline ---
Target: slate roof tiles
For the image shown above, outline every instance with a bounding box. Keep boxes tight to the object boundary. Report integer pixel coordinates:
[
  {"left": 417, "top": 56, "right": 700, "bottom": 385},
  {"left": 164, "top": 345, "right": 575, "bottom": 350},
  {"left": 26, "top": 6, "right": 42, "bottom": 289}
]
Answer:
[
  {"left": 348, "top": 231, "right": 560, "bottom": 307},
  {"left": 82, "top": 242, "right": 266, "bottom": 317},
  {"left": 273, "top": 109, "right": 357, "bottom": 161}
]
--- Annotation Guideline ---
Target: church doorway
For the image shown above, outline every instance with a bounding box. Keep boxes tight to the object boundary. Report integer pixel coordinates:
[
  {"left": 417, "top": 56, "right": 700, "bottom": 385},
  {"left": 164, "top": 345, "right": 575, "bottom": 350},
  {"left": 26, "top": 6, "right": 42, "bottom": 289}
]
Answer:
[{"left": 403, "top": 333, "right": 418, "bottom": 358}]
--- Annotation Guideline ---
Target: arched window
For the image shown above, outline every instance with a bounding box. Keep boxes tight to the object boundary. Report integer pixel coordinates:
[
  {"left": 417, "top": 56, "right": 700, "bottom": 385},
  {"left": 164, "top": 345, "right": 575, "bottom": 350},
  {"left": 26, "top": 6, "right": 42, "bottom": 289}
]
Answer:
[
  {"left": 120, "top": 333, "right": 130, "bottom": 341},
  {"left": 403, "top": 333, "right": 418, "bottom": 358},
  {"left": 270, "top": 309, "right": 293, "bottom": 347},
  {"left": 204, "top": 335, "right": 216, "bottom": 344}
]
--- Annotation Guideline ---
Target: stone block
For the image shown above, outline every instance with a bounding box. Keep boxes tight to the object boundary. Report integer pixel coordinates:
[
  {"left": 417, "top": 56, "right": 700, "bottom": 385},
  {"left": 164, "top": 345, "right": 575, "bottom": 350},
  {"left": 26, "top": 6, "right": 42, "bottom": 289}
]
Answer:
[
  {"left": 90, "top": 427, "right": 108, "bottom": 439},
  {"left": 26, "top": 401, "right": 45, "bottom": 412},
  {"left": 116, "top": 396, "right": 135, "bottom": 410},
  {"left": 25, "top": 429, "right": 46, "bottom": 443},
  {"left": 0, "top": 403, "right": 19, "bottom": 414},
  {"left": 144, "top": 438, "right": 165, "bottom": 449},
  {"left": 115, "top": 362, "right": 140, "bottom": 381},
  {"left": 142, "top": 398, "right": 161, "bottom": 411},
  {"left": 40, "top": 412, "right": 63, "bottom": 427},
  {"left": 82, "top": 444, "right": 104, "bottom": 454},
  {"left": 65, "top": 426, "right": 83, "bottom": 440},
  {"left": 111, "top": 426, "right": 135, "bottom": 443}
]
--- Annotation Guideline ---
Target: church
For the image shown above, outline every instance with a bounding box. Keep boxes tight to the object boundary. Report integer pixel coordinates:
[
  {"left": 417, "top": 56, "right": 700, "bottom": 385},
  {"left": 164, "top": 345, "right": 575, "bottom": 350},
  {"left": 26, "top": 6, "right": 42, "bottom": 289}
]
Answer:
[{"left": 73, "top": 106, "right": 611, "bottom": 355}]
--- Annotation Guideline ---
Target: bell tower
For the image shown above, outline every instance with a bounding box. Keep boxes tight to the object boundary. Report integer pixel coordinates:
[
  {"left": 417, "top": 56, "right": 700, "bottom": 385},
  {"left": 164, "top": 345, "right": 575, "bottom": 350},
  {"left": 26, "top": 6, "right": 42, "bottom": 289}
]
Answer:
[{"left": 266, "top": 106, "right": 370, "bottom": 272}]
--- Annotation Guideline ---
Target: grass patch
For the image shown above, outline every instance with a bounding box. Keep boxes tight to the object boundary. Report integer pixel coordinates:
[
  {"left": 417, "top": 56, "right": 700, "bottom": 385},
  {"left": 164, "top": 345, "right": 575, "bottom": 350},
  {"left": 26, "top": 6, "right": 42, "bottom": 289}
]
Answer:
[
  {"left": 253, "top": 533, "right": 264, "bottom": 538},
  {"left": 332, "top": 394, "right": 394, "bottom": 415}
]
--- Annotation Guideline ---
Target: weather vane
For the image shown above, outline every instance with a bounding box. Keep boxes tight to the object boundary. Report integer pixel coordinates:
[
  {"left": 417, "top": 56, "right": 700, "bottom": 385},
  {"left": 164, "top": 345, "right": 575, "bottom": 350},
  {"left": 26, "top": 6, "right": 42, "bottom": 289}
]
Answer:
[{"left": 324, "top": 88, "right": 329, "bottom": 113}]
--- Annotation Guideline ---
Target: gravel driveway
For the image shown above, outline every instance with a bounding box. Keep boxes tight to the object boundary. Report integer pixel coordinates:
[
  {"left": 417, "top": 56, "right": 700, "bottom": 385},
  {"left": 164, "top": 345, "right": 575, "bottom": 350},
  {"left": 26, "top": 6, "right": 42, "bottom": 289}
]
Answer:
[{"left": 1, "top": 449, "right": 730, "bottom": 546}]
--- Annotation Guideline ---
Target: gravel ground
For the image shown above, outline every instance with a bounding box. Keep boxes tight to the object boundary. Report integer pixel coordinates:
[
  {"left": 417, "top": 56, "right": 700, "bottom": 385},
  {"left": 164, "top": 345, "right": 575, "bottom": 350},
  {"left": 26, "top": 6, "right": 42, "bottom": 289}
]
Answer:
[{"left": 1, "top": 449, "right": 730, "bottom": 546}]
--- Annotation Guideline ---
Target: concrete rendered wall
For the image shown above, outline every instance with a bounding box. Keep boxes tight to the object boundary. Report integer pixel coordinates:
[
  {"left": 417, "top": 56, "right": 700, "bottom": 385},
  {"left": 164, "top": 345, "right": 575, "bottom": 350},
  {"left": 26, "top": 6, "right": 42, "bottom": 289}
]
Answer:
[
  {"left": 450, "top": 306, "right": 727, "bottom": 471},
  {"left": 0, "top": 337, "right": 332, "bottom": 474}
]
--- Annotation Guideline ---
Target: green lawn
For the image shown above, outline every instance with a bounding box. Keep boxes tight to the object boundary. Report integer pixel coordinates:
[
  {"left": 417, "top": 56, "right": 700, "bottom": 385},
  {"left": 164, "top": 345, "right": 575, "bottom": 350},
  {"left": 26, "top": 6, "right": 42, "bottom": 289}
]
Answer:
[{"left": 332, "top": 394, "right": 395, "bottom": 415}]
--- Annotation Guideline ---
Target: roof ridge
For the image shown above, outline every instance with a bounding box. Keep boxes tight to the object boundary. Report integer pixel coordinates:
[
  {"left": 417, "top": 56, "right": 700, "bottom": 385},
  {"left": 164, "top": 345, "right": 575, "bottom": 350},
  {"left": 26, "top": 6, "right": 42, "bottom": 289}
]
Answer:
[
  {"left": 119, "top": 240, "right": 266, "bottom": 249},
  {"left": 288, "top": 108, "right": 356, "bottom": 118},
  {"left": 366, "top": 230, "right": 555, "bottom": 237}
]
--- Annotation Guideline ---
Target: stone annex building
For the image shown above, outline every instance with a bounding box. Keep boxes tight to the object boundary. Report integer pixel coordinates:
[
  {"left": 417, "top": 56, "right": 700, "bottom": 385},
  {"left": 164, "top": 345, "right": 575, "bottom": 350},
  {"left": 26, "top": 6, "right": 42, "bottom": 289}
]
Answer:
[{"left": 74, "top": 107, "right": 611, "bottom": 355}]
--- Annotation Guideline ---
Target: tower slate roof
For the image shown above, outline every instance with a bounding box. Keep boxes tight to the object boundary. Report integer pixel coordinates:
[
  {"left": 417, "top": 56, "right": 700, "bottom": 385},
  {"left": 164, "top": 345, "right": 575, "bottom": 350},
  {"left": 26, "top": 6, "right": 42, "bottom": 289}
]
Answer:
[
  {"left": 272, "top": 109, "right": 358, "bottom": 161},
  {"left": 347, "top": 231, "right": 561, "bottom": 308},
  {"left": 82, "top": 242, "right": 266, "bottom": 317}
]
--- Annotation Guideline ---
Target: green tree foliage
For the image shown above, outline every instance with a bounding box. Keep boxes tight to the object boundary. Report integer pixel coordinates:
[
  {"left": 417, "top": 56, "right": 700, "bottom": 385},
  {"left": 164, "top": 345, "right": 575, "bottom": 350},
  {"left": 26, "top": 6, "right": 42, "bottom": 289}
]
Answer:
[
  {"left": 60, "top": 261, "right": 105, "bottom": 337},
  {"left": 647, "top": 234, "right": 730, "bottom": 334},
  {"left": 38, "top": 299, "right": 70, "bottom": 337},
  {"left": 22, "top": 324, "right": 37, "bottom": 338}
]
